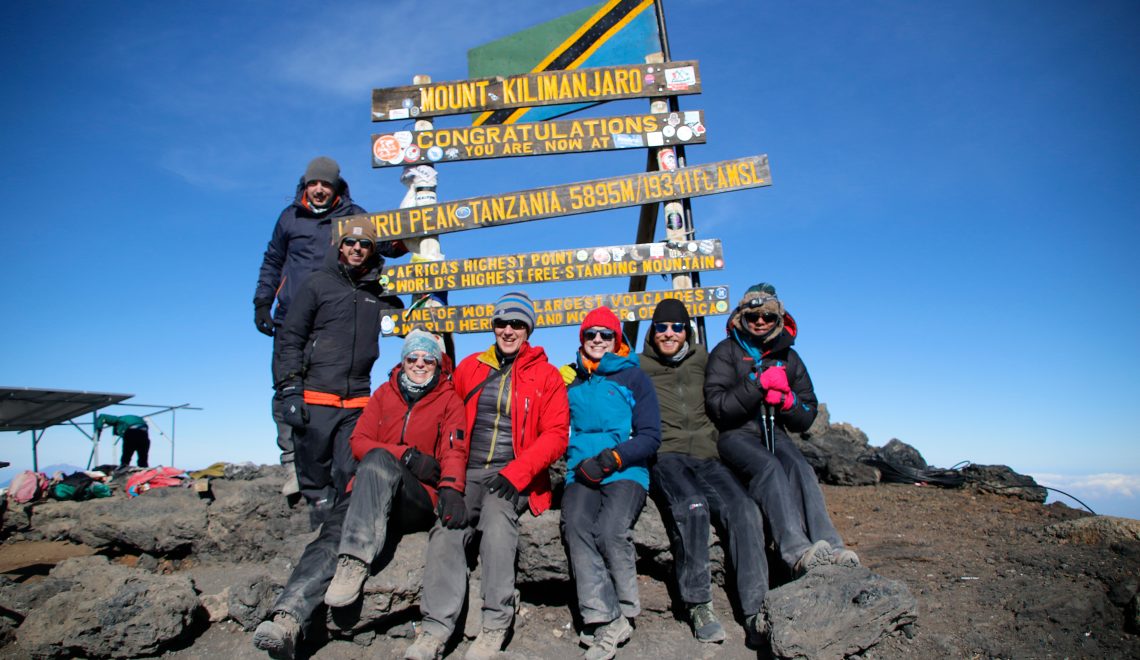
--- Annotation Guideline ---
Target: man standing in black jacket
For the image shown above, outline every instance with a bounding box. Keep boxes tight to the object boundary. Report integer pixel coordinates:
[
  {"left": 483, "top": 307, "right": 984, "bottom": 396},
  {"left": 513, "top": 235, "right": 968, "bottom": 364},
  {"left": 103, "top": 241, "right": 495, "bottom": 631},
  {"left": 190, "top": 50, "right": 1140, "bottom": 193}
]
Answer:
[
  {"left": 254, "top": 157, "right": 405, "bottom": 495},
  {"left": 276, "top": 217, "right": 389, "bottom": 528},
  {"left": 704, "top": 284, "right": 859, "bottom": 583}
]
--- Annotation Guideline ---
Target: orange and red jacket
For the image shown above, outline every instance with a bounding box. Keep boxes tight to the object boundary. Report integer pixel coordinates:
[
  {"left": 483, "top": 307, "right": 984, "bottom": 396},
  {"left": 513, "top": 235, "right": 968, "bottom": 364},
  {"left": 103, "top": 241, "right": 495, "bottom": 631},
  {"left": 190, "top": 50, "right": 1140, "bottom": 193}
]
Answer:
[
  {"left": 348, "top": 361, "right": 467, "bottom": 507},
  {"left": 453, "top": 342, "right": 569, "bottom": 516}
]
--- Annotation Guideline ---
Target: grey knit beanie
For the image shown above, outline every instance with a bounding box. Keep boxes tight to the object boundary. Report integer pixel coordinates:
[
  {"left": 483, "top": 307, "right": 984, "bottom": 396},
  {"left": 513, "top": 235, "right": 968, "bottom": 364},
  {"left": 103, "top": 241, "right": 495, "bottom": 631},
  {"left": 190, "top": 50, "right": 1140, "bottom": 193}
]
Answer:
[
  {"left": 304, "top": 156, "right": 340, "bottom": 185},
  {"left": 493, "top": 291, "right": 537, "bottom": 333}
]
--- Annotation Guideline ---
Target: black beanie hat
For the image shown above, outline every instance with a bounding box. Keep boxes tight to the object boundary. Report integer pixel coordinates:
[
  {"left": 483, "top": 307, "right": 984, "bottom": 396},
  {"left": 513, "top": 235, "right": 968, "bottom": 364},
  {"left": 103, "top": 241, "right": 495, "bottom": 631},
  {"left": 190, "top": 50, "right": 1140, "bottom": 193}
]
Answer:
[{"left": 651, "top": 298, "right": 691, "bottom": 327}]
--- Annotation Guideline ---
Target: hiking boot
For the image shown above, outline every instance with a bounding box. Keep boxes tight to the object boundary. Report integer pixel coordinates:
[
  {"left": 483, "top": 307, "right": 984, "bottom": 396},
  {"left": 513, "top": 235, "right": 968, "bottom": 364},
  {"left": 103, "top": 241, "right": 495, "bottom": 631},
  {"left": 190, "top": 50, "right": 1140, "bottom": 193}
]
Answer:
[
  {"left": 687, "top": 602, "right": 726, "bottom": 643},
  {"left": 584, "top": 616, "right": 632, "bottom": 660},
  {"left": 253, "top": 611, "right": 299, "bottom": 659},
  {"left": 403, "top": 628, "right": 446, "bottom": 660},
  {"left": 832, "top": 546, "right": 861, "bottom": 568},
  {"left": 464, "top": 627, "right": 509, "bottom": 659},
  {"left": 324, "top": 555, "right": 369, "bottom": 607},
  {"left": 743, "top": 613, "right": 768, "bottom": 650},
  {"left": 793, "top": 539, "right": 834, "bottom": 578}
]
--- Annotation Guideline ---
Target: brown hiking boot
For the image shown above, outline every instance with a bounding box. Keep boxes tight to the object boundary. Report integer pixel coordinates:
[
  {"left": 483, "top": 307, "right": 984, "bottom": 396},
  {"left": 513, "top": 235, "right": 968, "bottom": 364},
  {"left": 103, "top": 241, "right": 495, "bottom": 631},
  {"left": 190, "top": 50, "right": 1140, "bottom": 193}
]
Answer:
[
  {"left": 403, "top": 628, "right": 446, "bottom": 660},
  {"left": 324, "top": 555, "right": 369, "bottom": 607},
  {"left": 464, "top": 627, "right": 509, "bottom": 659},
  {"left": 793, "top": 539, "right": 835, "bottom": 577},
  {"left": 253, "top": 611, "right": 299, "bottom": 659}
]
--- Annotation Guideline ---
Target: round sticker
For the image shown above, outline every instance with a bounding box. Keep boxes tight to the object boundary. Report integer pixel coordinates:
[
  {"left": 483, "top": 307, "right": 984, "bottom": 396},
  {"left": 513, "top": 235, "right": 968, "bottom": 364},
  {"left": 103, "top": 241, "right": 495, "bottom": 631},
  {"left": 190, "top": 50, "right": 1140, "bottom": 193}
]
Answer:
[
  {"left": 427, "top": 146, "right": 444, "bottom": 162},
  {"left": 455, "top": 206, "right": 471, "bottom": 219},
  {"left": 394, "top": 131, "right": 413, "bottom": 148},
  {"left": 715, "top": 301, "right": 728, "bottom": 313},
  {"left": 698, "top": 240, "right": 714, "bottom": 255},
  {"left": 644, "top": 73, "right": 655, "bottom": 85},
  {"left": 692, "top": 122, "right": 706, "bottom": 136},
  {"left": 373, "top": 135, "right": 401, "bottom": 163},
  {"left": 676, "top": 125, "right": 693, "bottom": 142},
  {"left": 715, "top": 287, "right": 728, "bottom": 300},
  {"left": 592, "top": 248, "right": 611, "bottom": 264},
  {"left": 402, "top": 98, "right": 413, "bottom": 109},
  {"left": 686, "top": 242, "right": 697, "bottom": 252},
  {"left": 576, "top": 249, "right": 589, "bottom": 262},
  {"left": 410, "top": 107, "right": 420, "bottom": 117},
  {"left": 662, "top": 125, "right": 676, "bottom": 139},
  {"left": 403, "top": 145, "right": 421, "bottom": 163},
  {"left": 381, "top": 316, "right": 396, "bottom": 334}
]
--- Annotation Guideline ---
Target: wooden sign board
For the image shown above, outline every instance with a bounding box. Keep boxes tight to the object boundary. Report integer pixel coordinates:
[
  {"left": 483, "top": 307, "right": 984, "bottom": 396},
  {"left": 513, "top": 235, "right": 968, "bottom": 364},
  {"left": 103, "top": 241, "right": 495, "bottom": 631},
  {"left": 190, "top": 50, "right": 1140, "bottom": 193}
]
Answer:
[
  {"left": 372, "top": 60, "right": 701, "bottom": 121},
  {"left": 380, "top": 286, "right": 732, "bottom": 336},
  {"left": 338, "top": 154, "right": 770, "bottom": 242},
  {"left": 382, "top": 239, "right": 725, "bottom": 296},
  {"left": 371, "top": 111, "right": 707, "bottom": 167}
]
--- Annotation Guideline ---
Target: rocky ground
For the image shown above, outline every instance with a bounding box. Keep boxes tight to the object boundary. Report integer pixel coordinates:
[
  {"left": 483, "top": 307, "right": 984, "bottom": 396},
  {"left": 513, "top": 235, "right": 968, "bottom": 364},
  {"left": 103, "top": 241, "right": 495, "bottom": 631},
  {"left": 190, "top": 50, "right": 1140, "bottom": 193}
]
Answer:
[{"left": 2, "top": 474, "right": 1138, "bottom": 659}]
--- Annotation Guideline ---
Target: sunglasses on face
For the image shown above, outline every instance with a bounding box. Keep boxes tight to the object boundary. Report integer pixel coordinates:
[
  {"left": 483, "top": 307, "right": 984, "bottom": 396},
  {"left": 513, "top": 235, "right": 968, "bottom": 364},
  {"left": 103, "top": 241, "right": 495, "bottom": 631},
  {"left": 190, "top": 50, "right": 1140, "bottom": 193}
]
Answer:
[
  {"left": 342, "top": 238, "right": 374, "bottom": 249},
  {"left": 654, "top": 322, "right": 686, "bottom": 335},
  {"left": 743, "top": 311, "right": 779, "bottom": 325},
  {"left": 583, "top": 328, "right": 616, "bottom": 341},
  {"left": 492, "top": 319, "right": 528, "bottom": 330},
  {"left": 404, "top": 353, "right": 438, "bottom": 366}
]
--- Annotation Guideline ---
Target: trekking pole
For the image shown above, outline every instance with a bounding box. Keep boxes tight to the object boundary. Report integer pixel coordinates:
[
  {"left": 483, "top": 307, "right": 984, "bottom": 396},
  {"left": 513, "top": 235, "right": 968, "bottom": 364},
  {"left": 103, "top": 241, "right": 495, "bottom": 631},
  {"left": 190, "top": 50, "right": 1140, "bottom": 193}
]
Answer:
[{"left": 766, "top": 403, "right": 775, "bottom": 453}]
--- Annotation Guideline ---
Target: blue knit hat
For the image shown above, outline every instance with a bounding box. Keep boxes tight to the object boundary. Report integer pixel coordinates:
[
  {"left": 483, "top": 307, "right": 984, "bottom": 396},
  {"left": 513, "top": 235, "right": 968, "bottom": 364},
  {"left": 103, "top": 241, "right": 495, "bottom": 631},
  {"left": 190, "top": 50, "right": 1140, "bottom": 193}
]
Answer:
[
  {"left": 493, "top": 291, "right": 537, "bottom": 332},
  {"left": 401, "top": 329, "right": 442, "bottom": 362}
]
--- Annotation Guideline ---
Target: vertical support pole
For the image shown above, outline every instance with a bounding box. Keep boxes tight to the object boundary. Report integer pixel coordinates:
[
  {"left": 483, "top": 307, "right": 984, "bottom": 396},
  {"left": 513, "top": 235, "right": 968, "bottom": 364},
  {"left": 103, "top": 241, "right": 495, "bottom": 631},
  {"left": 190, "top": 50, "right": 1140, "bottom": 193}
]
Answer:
[
  {"left": 32, "top": 429, "right": 40, "bottom": 472},
  {"left": 170, "top": 409, "right": 177, "bottom": 467},
  {"left": 401, "top": 74, "right": 455, "bottom": 360},
  {"left": 91, "top": 411, "right": 100, "bottom": 468}
]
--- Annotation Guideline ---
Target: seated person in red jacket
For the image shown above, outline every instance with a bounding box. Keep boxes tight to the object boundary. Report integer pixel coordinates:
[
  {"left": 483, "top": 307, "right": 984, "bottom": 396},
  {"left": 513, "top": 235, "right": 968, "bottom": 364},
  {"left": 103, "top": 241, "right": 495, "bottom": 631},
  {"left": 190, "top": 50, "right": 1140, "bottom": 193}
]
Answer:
[{"left": 253, "top": 329, "right": 467, "bottom": 660}]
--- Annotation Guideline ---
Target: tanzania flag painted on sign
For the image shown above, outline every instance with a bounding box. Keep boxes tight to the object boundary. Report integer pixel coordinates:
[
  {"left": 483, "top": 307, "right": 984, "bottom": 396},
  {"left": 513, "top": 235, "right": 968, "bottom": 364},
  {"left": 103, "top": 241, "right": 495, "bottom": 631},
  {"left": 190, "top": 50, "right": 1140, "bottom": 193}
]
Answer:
[{"left": 468, "top": 0, "right": 662, "bottom": 126}]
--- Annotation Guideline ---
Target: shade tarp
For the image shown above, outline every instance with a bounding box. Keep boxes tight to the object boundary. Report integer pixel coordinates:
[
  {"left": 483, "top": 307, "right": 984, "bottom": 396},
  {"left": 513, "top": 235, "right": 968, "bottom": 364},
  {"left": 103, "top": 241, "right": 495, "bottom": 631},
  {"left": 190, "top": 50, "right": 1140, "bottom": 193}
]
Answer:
[{"left": 0, "top": 387, "right": 133, "bottom": 432}]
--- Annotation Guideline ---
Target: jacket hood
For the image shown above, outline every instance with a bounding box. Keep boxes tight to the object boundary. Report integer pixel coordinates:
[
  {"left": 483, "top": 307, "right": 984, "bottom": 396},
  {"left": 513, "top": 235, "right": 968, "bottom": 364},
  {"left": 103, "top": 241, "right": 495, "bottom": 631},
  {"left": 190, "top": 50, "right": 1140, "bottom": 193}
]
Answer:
[{"left": 730, "top": 314, "right": 797, "bottom": 360}]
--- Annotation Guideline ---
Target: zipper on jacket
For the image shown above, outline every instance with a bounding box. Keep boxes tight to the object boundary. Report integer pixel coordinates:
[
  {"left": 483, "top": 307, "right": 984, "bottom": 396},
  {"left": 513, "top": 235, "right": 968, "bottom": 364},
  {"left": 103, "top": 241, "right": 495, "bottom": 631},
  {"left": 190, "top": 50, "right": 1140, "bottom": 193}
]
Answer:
[
  {"left": 519, "top": 397, "right": 530, "bottom": 448},
  {"left": 484, "top": 367, "right": 512, "bottom": 468}
]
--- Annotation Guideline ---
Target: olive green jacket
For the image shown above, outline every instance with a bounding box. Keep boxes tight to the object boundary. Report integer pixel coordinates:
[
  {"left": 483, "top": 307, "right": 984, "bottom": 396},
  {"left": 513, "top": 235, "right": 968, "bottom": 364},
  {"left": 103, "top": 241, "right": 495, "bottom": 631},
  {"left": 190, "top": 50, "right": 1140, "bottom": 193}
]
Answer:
[{"left": 638, "top": 337, "right": 719, "bottom": 460}]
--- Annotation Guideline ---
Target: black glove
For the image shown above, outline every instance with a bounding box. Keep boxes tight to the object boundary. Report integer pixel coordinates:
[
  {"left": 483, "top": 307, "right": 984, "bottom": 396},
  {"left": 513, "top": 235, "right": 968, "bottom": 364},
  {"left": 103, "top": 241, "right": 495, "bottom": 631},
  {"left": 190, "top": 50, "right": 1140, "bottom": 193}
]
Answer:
[
  {"left": 436, "top": 487, "right": 468, "bottom": 529},
  {"left": 282, "top": 394, "right": 308, "bottom": 429},
  {"left": 402, "top": 448, "right": 441, "bottom": 487},
  {"left": 573, "top": 448, "right": 621, "bottom": 487},
  {"left": 255, "top": 302, "right": 275, "bottom": 336},
  {"left": 487, "top": 473, "right": 519, "bottom": 504}
]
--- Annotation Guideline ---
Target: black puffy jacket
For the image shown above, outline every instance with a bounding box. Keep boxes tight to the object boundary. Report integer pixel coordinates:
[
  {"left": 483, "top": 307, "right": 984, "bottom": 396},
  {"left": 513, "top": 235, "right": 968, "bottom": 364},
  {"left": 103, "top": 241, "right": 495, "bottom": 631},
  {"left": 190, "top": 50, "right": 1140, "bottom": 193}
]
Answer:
[
  {"left": 254, "top": 178, "right": 404, "bottom": 323},
  {"left": 276, "top": 246, "right": 389, "bottom": 399},
  {"left": 704, "top": 318, "right": 818, "bottom": 437}
]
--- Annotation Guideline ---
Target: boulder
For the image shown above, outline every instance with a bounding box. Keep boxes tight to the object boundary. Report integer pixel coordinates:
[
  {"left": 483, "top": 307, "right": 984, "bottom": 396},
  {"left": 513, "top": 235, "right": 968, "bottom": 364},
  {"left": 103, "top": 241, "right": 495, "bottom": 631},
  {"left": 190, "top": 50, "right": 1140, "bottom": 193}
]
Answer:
[
  {"left": 763, "top": 565, "right": 917, "bottom": 659},
  {"left": 962, "top": 464, "right": 1047, "bottom": 503},
  {"left": 31, "top": 487, "right": 207, "bottom": 555},
  {"left": 874, "top": 438, "right": 927, "bottom": 470},
  {"left": 1044, "top": 515, "right": 1140, "bottom": 545},
  {"left": 227, "top": 573, "right": 284, "bottom": 631},
  {"left": 796, "top": 422, "right": 879, "bottom": 486},
  {"left": 14, "top": 555, "right": 200, "bottom": 658},
  {"left": 199, "top": 469, "right": 311, "bottom": 562}
]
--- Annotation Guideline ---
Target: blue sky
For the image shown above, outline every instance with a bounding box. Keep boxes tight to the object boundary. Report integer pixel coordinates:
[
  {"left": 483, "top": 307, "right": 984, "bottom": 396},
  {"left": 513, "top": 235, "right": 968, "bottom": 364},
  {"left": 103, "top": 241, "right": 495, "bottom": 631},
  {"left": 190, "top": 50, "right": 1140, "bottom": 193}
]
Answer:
[{"left": 2, "top": 1, "right": 1138, "bottom": 517}]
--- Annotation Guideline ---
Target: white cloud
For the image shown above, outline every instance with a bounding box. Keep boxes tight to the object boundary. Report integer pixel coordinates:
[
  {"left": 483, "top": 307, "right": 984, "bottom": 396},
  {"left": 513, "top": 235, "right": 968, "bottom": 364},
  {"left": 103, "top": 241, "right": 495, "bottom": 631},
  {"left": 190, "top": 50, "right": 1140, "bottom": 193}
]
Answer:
[{"left": 1033, "top": 472, "right": 1140, "bottom": 499}]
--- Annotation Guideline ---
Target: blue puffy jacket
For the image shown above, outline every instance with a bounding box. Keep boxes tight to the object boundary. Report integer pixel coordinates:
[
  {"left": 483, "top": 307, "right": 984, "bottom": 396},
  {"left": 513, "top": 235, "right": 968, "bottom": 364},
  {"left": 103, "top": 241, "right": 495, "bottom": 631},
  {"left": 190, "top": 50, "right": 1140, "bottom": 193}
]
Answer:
[{"left": 563, "top": 351, "right": 661, "bottom": 489}]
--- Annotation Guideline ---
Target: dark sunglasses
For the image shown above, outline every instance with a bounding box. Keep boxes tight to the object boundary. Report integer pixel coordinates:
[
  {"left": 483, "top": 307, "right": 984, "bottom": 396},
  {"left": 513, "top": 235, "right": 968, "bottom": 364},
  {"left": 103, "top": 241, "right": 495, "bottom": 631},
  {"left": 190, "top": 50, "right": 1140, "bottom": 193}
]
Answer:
[
  {"left": 404, "top": 353, "right": 438, "bottom": 365},
  {"left": 653, "top": 322, "right": 686, "bottom": 334},
  {"left": 583, "top": 328, "right": 616, "bottom": 341},
  {"left": 743, "top": 311, "right": 779, "bottom": 325},
  {"left": 493, "top": 319, "right": 529, "bottom": 330},
  {"left": 342, "top": 237, "right": 374, "bottom": 249}
]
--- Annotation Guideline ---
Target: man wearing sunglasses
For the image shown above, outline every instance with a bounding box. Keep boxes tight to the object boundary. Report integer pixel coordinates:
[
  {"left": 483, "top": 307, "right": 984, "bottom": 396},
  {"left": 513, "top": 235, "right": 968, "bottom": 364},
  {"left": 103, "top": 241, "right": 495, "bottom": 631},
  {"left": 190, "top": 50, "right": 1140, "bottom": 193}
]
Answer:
[
  {"left": 406, "top": 291, "right": 569, "bottom": 660},
  {"left": 276, "top": 218, "right": 391, "bottom": 529},
  {"left": 254, "top": 157, "right": 406, "bottom": 496},
  {"left": 637, "top": 298, "right": 769, "bottom": 647},
  {"left": 705, "top": 284, "right": 860, "bottom": 589}
]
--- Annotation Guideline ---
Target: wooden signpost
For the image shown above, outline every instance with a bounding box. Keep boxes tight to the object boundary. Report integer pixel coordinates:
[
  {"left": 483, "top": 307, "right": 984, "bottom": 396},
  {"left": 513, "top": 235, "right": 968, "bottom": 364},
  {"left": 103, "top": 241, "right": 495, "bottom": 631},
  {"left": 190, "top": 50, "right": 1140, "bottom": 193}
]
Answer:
[
  {"left": 339, "top": 154, "right": 768, "bottom": 242},
  {"left": 372, "top": 60, "right": 701, "bottom": 120},
  {"left": 381, "top": 239, "right": 724, "bottom": 295},
  {"left": 372, "top": 111, "right": 706, "bottom": 167},
  {"left": 379, "top": 285, "right": 731, "bottom": 336}
]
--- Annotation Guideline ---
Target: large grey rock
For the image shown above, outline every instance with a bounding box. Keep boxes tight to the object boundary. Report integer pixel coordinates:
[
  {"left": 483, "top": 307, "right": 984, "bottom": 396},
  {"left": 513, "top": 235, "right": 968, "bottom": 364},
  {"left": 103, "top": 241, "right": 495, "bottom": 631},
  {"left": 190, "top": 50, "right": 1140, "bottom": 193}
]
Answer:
[
  {"left": 200, "top": 470, "right": 311, "bottom": 562},
  {"left": 1045, "top": 515, "right": 1140, "bottom": 545},
  {"left": 874, "top": 438, "right": 927, "bottom": 470},
  {"left": 227, "top": 573, "right": 284, "bottom": 631},
  {"left": 15, "top": 555, "right": 200, "bottom": 658},
  {"left": 763, "top": 565, "right": 917, "bottom": 659},
  {"left": 31, "top": 487, "right": 207, "bottom": 555},
  {"left": 796, "top": 422, "right": 879, "bottom": 486},
  {"left": 963, "top": 464, "right": 1047, "bottom": 503}
]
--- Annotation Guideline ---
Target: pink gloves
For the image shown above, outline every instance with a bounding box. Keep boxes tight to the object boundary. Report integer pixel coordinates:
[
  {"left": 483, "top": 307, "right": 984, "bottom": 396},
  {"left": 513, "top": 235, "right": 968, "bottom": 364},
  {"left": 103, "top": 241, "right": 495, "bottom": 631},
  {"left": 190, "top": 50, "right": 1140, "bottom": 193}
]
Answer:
[{"left": 760, "top": 366, "right": 796, "bottom": 411}]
